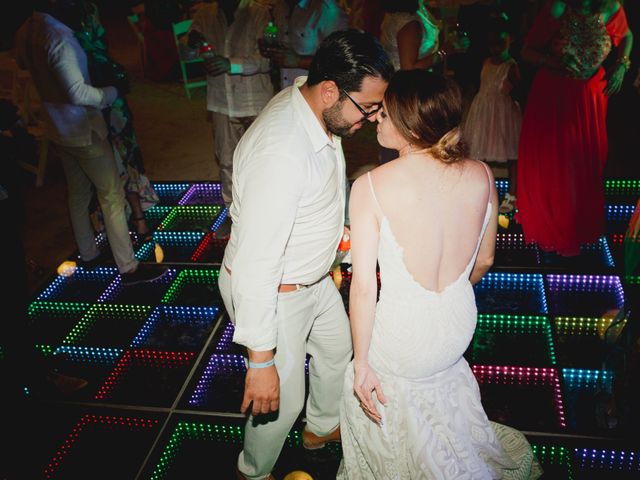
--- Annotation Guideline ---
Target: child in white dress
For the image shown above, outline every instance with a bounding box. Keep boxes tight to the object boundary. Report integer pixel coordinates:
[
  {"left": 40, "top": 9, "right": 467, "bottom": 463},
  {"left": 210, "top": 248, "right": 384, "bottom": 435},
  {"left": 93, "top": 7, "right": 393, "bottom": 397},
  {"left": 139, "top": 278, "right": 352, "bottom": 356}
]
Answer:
[{"left": 463, "top": 25, "right": 522, "bottom": 214}]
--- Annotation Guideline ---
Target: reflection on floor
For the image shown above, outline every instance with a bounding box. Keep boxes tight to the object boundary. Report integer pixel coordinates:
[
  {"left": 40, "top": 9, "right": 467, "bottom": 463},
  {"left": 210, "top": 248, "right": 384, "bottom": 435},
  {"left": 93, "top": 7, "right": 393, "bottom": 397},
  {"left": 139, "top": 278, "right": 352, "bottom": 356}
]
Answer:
[{"left": 9, "top": 180, "right": 640, "bottom": 479}]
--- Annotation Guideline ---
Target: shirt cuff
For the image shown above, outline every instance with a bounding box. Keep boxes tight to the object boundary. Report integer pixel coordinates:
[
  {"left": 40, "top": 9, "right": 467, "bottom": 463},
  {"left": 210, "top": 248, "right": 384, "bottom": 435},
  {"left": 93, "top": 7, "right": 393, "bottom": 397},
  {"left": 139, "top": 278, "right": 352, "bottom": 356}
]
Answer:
[{"left": 101, "top": 86, "right": 118, "bottom": 108}]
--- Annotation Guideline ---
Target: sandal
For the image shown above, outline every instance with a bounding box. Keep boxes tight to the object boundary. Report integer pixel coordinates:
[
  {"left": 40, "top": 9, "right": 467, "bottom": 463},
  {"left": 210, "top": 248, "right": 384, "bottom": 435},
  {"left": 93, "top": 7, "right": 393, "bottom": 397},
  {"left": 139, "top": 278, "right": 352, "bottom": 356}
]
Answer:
[
  {"left": 499, "top": 193, "right": 516, "bottom": 214},
  {"left": 131, "top": 216, "right": 153, "bottom": 243}
]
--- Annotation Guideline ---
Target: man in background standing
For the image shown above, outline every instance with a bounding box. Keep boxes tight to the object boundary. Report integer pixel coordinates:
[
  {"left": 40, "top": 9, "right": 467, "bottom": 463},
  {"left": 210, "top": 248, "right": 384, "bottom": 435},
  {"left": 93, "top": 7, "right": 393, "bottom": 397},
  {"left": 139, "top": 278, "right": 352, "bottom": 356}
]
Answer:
[
  {"left": 260, "top": 0, "right": 349, "bottom": 90},
  {"left": 15, "top": 0, "right": 165, "bottom": 285},
  {"left": 188, "top": 0, "right": 273, "bottom": 236}
]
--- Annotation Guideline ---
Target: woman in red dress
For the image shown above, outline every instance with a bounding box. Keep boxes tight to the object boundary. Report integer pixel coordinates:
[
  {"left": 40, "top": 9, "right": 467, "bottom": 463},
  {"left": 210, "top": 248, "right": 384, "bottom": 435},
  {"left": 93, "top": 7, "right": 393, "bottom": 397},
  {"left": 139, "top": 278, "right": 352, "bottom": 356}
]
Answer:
[
  {"left": 142, "top": 0, "right": 184, "bottom": 81},
  {"left": 516, "top": 0, "right": 632, "bottom": 256}
]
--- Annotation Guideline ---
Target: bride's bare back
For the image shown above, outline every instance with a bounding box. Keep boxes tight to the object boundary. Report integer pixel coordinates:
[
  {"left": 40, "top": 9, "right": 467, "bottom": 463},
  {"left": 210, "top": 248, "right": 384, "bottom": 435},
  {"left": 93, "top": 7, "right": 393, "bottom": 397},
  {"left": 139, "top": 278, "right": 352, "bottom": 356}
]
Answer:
[{"left": 365, "top": 154, "right": 498, "bottom": 292}]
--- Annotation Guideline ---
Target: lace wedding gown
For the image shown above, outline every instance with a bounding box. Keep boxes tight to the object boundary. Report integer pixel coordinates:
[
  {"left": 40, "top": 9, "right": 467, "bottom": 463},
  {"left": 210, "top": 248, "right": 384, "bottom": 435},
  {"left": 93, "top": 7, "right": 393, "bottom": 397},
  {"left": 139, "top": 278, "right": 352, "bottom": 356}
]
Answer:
[{"left": 337, "top": 172, "right": 542, "bottom": 479}]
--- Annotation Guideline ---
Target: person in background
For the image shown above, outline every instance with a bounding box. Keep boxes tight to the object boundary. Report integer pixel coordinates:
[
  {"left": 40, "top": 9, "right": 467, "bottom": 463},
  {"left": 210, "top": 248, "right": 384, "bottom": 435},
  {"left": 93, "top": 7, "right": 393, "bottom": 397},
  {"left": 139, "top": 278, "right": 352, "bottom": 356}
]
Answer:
[
  {"left": 188, "top": 0, "right": 273, "bottom": 237},
  {"left": 337, "top": 69, "right": 541, "bottom": 479},
  {"left": 462, "top": 18, "right": 522, "bottom": 214},
  {"left": 516, "top": 0, "right": 633, "bottom": 257},
  {"left": 142, "top": 0, "right": 184, "bottom": 81},
  {"left": 259, "top": 0, "right": 349, "bottom": 90},
  {"left": 76, "top": 1, "right": 159, "bottom": 243},
  {"left": 349, "top": 0, "right": 385, "bottom": 39},
  {"left": 380, "top": 0, "right": 442, "bottom": 72},
  {"left": 219, "top": 30, "right": 393, "bottom": 480},
  {"left": 377, "top": 0, "right": 469, "bottom": 164},
  {"left": 15, "top": 0, "right": 167, "bottom": 284}
]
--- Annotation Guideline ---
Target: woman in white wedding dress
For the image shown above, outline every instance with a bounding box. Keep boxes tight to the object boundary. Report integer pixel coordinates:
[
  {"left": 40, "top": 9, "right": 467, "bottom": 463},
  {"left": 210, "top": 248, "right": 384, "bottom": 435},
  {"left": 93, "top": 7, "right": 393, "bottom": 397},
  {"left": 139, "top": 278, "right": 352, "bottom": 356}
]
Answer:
[{"left": 337, "top": 70, "right": 542, "bottom": 479}]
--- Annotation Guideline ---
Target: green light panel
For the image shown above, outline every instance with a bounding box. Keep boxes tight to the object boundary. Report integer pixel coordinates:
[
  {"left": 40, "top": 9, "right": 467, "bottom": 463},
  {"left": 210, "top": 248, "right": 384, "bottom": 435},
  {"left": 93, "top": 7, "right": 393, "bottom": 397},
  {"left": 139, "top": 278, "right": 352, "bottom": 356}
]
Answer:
[
  {"left": 62, "top": 303, "right": 152, "bottom": 345},
  {"left": 161, "top": 268, "right": 220, "bottom": 304},
  {"left": 472, "top": 314, "right": 556, "bottom": 365},
  {"left": 159, "top": 205, "right": 224, "bottom": 232},
  {"left": 554, "top": 316, "right": 627, "bottom": 339}
]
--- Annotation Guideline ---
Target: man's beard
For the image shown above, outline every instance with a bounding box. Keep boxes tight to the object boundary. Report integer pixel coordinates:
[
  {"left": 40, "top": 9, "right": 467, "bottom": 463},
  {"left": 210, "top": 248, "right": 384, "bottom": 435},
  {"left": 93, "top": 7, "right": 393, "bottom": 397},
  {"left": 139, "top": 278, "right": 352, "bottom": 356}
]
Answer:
[{"left": 322, "top": 100, "right": 360, "bottom": 138}]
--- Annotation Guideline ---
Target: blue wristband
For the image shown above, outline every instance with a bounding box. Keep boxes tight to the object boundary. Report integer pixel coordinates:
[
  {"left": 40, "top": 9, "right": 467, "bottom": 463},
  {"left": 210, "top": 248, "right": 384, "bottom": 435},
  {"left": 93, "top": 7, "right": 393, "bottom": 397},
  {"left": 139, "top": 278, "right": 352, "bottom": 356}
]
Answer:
[{"left": 248, "top": 358, "right": 275, "bottom": 369}]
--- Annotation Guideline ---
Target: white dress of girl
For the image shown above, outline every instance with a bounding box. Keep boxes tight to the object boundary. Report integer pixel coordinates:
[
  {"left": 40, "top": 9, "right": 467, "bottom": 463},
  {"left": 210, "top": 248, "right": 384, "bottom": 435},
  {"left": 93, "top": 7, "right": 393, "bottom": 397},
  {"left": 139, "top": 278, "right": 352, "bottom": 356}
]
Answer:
[{"left": 463, "top": 59, "right": 522, "bottom": 162}]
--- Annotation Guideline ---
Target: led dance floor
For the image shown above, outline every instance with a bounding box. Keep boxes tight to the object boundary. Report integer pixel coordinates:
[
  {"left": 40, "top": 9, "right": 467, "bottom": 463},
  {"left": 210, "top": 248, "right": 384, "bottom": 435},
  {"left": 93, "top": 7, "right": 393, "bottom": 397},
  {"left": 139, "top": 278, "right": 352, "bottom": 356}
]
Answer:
[{"left": 8, "top": 180, "right": 640, "bottom": 479}]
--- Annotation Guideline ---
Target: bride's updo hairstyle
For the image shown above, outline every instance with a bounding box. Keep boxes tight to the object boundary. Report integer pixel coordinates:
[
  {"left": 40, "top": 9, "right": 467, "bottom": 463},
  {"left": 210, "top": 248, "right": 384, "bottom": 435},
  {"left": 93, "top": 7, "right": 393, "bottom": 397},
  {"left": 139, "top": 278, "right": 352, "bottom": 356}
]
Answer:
[{"left": 384, "top": 69, "right": 468, "bottom": 163}]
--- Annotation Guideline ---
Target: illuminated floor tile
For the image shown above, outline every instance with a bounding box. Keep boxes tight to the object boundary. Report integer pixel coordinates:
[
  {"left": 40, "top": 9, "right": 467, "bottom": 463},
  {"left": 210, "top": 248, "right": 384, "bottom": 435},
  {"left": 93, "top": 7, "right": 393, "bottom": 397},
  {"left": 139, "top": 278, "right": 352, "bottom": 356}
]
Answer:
[
  {"left": 531, "top": 444, "right": 574, "bottom": 479},
  {"left": 494, "top": 233, "right": 541, "bottom": 267},
  {"left": 472, "top": 365, "right": 566, "bottom": 430},
  {"left": 62, "top": 303, "right": 153, "bottom": 347},
  {"left": 152, "top": 182, "right": 191, "bottom": 206},
  {"left": 44, "top": 412, "right": 163, "bottom": 480},
  {"left": 45, "top": 346, "right": 124, "bottom": 401},
  {"left": 553, "top": 316, "right": 627, "bottom": 369},
  {"left": 495, "top": 179, "right": 510, "bottom": 200},
  {"left": 184, "top": 353, "right": 246, "bottom": 412},
  {"left": 148, "top": 418, "right": 244, "bottom": 480},
  {"left": 546, "top": 275, "right": 624, "bottom": 317},
  {"left": 98, "top": 268, "right": 178, "bottom": 305},
  {"left": 539, "top": 238, "right": 616, "bottom": 270},
  {"left": 131, "top": 305, "right": 220, "bottom": 351},
  {"left": 573, "top": 447, "right": 639, "bottom": 479},
  {"left": 27, "top": 301, "right": 92, "bottom": 348},
  {"left": 17, "top": 179, "right": 639, "bottom": 479},
  {"left": 604, "top": 179, "right": 640, "bottom": 204},
  {"left": 578, "top": 237, "right": 616, "bottom": 269},
  {"left": 474, "top": 273, "right": 548, "bottom": 315},
  {"left": 136, "top": 232, "right": 206, "bottom": 263},
  {"left": 562, "top": 368, "right": 616, "bottom": 432},
  {"left": 161, "top": 268, "right": 222, "bottom": 307},
  {"left": 142, "top": 205, "right": 173, "bottom": 232},
  {"left": 144, "top": 416, "right": 341, "bottom": 480},
  {"left": 625, "top": 275, "right": 640, "bottom": 286},
  {"left": 158, "top": 205, "right": 223, "bottom": 232},
  {"left": 606, "top": 205, "right": 635, "bottom": 235},
  {"left": 179, "top": 182, "right": 224, "bottom": 205},
  {"left": 466, "top": 314, "right": 556, "bottom": 366},
  {"left": 95, "top": 349, "right": 196, "bottom": 406},
  {"left": 191, "top": 232, "right": 228, "bottom": 263},
  {"left": 209, "top": 318, "right": 243, "bottom": 355},
  {"left": 37, "top": 267, "right": 118, "bottom": 303}
]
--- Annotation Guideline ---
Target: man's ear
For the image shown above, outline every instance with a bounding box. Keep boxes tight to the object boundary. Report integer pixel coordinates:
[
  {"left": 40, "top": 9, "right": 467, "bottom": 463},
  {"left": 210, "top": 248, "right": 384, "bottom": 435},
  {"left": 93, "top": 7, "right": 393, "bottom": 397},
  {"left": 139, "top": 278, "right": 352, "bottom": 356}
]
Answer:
[{"left": 320, "top": 80, "right": 340, "bottom": 107}]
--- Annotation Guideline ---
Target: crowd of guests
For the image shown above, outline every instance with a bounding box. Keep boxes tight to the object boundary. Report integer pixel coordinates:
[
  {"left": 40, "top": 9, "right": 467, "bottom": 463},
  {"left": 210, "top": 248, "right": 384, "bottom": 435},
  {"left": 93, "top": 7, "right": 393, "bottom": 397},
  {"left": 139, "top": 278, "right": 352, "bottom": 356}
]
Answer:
[
  {"left": 132, "top": 0, "right": 635, "bottom": 258},
  {"left": 0, "top": 0, "right": 635, "bottom": 479}
]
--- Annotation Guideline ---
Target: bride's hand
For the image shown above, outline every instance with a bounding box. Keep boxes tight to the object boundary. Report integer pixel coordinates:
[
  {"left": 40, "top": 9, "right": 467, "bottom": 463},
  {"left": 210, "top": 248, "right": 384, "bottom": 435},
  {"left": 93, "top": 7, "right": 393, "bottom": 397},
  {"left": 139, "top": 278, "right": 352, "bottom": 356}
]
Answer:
[{"left": 353, "top": 362, "right": 387, "bottom": 425}]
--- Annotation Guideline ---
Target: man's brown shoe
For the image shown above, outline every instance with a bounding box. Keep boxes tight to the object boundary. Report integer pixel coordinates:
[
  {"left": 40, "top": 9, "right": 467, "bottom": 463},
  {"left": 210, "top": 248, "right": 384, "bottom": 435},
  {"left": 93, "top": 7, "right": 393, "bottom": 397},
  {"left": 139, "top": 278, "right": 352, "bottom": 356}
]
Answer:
[
  {"left": 301, "top": 426, "right": 341, "bottom": 450},
  {"left": 236, "top": 467, "right": 275, "bottom": 480}
]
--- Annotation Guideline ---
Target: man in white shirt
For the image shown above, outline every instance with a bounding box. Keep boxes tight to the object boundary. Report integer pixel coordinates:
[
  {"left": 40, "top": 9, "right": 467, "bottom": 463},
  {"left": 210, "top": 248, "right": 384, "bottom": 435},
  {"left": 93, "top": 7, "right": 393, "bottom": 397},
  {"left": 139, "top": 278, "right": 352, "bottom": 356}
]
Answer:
[
  {"left": 260, "top": 0, "right": 349, "bottom": 89},
  {"left": 219, "top": 29, "right": 394, "bottom": 480},
  {"left": 188, "top": 0, "right": 274, "bottom": 236},
  {"left": 15, "top": 0, "right": 165, "bottom": 285}
]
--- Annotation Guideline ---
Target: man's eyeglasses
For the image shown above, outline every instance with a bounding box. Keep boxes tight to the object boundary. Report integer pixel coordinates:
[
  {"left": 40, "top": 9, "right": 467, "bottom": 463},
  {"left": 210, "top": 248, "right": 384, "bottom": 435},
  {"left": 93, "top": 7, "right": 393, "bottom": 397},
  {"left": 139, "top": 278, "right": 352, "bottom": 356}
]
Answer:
[{"left": 341, "top": 89, "right": 382, "bottom": 119}]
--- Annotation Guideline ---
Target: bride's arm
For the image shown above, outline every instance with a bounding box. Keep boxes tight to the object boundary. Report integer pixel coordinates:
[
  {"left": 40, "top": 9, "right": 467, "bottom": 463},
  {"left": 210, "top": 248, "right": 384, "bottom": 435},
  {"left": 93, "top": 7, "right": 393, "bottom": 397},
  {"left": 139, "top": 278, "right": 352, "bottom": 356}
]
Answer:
[
  {"left": 349, "top": 175, "right": 380, "bottom": 369},
  {"left": 470, "top": 166, "right": 499, "bottom": 285},
  {"left": 348, "top": 175, "right": 386, "bottom": 423}
]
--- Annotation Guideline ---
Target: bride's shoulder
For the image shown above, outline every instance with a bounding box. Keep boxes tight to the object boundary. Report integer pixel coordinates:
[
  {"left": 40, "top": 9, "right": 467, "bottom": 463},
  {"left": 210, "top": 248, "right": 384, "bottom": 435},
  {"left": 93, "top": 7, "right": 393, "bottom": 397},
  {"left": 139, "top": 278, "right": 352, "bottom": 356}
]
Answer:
[{"left": 458, "top": 159, "right": 494, "bottom": 189}]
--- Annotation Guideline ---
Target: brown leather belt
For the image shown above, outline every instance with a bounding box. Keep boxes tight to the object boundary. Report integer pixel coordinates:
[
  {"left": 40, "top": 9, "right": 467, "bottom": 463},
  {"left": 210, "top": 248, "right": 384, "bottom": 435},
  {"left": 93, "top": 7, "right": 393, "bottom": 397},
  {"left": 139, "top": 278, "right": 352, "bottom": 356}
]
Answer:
[{"left": 224, "top": 266, "right": 326, "bottom": 293}]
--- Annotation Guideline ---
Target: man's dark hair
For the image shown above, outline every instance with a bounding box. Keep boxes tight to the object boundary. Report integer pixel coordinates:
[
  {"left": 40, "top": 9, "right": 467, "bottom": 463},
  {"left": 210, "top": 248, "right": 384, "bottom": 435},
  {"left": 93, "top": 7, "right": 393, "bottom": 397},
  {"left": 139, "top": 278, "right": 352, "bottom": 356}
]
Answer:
[{"left": 307, "top": 29, "right": 394, "bottom": 93}]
